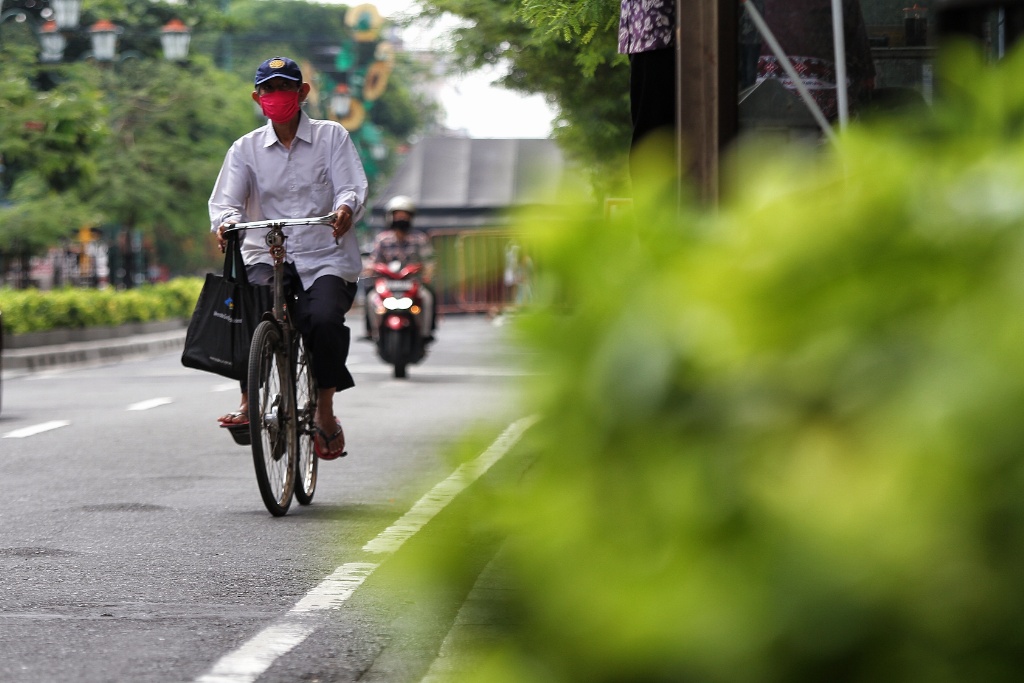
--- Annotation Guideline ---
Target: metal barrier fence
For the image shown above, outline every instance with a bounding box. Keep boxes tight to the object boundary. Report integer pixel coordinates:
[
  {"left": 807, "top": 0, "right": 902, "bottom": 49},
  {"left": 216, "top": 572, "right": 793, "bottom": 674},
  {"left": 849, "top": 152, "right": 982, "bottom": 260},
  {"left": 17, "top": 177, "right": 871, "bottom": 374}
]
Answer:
[{"left": 430, "top": 228, "right": 520, "bottom": 314}]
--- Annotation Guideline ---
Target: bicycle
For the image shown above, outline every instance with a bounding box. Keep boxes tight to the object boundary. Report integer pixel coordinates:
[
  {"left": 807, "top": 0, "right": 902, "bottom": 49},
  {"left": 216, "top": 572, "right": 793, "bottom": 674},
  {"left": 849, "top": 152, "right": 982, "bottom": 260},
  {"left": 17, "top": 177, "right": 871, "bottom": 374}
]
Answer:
[{"left": 224, "top": 214, "right": 336, "bottom": 516}]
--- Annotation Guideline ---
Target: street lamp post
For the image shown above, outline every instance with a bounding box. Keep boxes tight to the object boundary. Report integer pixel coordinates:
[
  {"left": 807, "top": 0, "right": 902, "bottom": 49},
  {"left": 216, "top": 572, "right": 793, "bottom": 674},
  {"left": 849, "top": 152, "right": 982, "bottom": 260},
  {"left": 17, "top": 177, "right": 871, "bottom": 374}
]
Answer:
[
  {"left": 0, "top": 0, "right": 192, "bottom": 289},
  {"left": 160, "top": 18, "right": 190, "bottom": 62},
  {"left": 50, "top": 0, "right": 79, "bottom": 29},
  {"left": 0, "top": 0, "right": 191, "bottom": 63},
  {"left": 87, "top": 17, "right": 119, "bottom": 61},
  {"left": 37, "top": 19, "right": 64, "bottom": 61}
]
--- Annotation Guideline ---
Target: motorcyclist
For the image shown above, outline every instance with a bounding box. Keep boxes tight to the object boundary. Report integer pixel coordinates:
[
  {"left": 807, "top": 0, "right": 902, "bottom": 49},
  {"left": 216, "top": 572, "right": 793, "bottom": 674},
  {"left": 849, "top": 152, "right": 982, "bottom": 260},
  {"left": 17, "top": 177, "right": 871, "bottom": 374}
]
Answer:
[{"left": 365, "top": 196, "right": 436, "bottom": 341}]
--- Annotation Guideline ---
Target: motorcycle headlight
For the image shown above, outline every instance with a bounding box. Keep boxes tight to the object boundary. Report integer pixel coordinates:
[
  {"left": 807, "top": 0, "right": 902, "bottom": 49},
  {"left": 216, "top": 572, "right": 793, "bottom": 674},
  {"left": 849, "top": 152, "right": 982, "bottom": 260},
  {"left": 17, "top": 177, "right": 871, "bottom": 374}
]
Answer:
[{"left": 383, "top": 297, "right": 414, "bottom": 310}]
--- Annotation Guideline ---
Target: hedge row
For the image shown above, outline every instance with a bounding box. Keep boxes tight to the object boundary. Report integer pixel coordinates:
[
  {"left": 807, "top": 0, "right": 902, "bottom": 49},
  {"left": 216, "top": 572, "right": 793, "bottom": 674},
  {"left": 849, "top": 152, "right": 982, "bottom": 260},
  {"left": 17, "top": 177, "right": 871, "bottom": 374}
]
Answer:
[
  {"left": 409, "top": 46, "right": 1024, "bottom": 682},
  {"left": 0, "top": 278, "right": 204, "bottom": 335}
]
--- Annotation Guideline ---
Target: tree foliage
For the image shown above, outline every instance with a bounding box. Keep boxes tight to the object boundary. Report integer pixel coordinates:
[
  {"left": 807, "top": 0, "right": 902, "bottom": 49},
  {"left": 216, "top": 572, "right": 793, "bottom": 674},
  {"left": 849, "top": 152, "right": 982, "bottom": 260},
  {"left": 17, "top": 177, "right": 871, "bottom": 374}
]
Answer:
[
  {"left": 0, "top": 0, "right": 440, "bottom": 276},
  {"left": 518, "top": 0, "right": 620, "bottom": 68},
  {"left": 0, "top": 46, "right": 109, "bottom": 253},
  {"left": 82, "top": 59, "right": 256, "bottom": 275},
  {"left": 222, "top": 0, "right": 355, "bottom": 81},
  {"left": 0, "top": 38, "right": 255, "bottom": 273},
  {"left": 418, "top": 0, "right": 630, "bottom": 196}
]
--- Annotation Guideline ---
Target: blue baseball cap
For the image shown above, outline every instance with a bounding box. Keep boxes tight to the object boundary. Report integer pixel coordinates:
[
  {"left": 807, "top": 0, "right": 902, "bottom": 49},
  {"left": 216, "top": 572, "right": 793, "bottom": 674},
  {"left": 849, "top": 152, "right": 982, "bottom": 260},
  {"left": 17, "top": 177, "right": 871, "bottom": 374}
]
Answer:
[{"left": 254, "top": 57, "right": 303, "bottom": 86}]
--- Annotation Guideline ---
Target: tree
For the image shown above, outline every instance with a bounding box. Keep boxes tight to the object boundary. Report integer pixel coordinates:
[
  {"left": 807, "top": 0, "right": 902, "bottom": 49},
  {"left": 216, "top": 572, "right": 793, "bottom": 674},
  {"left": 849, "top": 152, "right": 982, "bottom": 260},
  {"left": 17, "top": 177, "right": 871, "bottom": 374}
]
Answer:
[
  {"left": 0, "top": 52, "right": 255, "bottom": 276},
  {"left": 79, "top": 58, "right": 256, "bottom": 276},
  {"left": 0, "top": 0, "right": 247, "bottom": 277},
  {"left": 0, "top": 46, "right": 108, "bottom": 259},
  {"left": 221, "top": 0, "right": 355, "bottom": 80},
  {"left": 0, "top": 0, "right": 440, "bottom": 281},
  {"left": 418, "top": 0, "right": 630, "bottom": 196}
]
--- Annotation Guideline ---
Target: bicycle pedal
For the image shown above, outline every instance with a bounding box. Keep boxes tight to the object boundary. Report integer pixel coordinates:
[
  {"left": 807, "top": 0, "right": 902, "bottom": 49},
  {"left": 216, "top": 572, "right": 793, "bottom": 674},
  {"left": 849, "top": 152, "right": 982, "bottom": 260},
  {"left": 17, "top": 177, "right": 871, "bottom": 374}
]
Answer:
[{"left": 226, "top": 424, "right": 251, "bottom": 446}]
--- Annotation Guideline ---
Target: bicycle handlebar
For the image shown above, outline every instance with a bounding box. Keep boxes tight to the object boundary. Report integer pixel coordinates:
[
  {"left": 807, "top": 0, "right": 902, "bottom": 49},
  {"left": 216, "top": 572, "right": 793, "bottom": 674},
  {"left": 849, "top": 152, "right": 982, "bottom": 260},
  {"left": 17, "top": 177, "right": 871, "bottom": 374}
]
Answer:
[{"left": 223, "top": 214, "right": 337, "bottom": 232}]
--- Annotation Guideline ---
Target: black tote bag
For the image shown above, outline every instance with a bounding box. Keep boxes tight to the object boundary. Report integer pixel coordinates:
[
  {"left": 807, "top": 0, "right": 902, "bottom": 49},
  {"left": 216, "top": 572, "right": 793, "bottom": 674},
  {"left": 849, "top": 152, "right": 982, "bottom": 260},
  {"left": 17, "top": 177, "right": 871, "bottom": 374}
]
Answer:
[{"left": 181, "top": 234, "right": 272, "bottom": 381}]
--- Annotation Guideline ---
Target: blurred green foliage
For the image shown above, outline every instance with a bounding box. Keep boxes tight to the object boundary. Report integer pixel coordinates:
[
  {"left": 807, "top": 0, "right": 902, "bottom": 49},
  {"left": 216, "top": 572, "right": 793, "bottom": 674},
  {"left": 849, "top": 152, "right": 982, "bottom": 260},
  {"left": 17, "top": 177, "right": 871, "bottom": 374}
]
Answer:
[
  {"left": 426, "top": 44, "right": 1024, "bottom": 682},
  {"left": 0, "top": 278, "right": 202, "bottom": 334}
]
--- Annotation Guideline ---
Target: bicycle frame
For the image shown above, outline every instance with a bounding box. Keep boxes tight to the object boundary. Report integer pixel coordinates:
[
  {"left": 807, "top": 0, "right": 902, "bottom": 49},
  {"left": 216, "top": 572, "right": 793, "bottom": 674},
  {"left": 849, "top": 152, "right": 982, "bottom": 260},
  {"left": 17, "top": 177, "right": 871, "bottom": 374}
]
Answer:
[{"left": 223, "top": 213, "right": 335, "bottom": 329}]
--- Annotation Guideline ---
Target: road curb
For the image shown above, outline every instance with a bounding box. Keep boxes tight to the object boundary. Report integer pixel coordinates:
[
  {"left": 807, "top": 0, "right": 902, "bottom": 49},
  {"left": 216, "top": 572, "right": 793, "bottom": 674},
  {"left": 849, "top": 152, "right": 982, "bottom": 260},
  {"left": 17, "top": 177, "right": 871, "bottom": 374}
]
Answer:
[
  {"left": 2, "top": 318, "right": 187, "bottom": 350},
  {"left": 419, "top": 543, "right": 515, "bottom": 683},
  {"left": 2, "top": 329, "right": 186, "bottom": 372}
]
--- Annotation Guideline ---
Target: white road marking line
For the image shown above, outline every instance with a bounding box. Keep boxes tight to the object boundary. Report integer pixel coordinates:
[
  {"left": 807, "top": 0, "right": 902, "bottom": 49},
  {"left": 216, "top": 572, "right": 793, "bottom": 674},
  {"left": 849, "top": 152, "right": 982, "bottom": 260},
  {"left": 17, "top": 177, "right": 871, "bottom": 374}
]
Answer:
[
  {"left": 211, "top": 382, "right": 239, "bottom": 393},
  {"left": 193, "top": 417, "right": 536, "bottom": 683},
  {"left": 2, "top": 421, "right": 70, "bottom": 439},
  {"left": 292, "top": 562, "right": 378, "bottom": 612},
  {"left": 126, "top": 397, "right": 173, "bottom": 411},
  {"left": 195, "top": 563, "right": 377, "bottom": 683},
  {"left": 194, "top": 622, "right": 317, "bottom": 683},
  {"left": 363, "top": 415, "right": 538, "bottom": 555}
]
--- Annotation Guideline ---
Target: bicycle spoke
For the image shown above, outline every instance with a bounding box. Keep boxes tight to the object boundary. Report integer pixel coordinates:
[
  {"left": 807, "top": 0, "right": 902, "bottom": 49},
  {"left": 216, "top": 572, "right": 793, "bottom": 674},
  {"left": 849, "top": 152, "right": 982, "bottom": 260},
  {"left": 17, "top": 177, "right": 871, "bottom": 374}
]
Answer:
[
  {"left": 294, "top": 335, "right": 318, "bottom": 505},
  {"left": 248, "top": 321, "right": 295, "bottom": 516}
]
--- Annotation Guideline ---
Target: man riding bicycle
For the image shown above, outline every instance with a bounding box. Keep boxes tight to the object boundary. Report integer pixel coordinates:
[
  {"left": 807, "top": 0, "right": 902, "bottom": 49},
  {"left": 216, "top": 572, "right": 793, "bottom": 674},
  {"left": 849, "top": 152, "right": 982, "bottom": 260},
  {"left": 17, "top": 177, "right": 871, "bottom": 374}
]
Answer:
[{"left": 208, "top": 56, "right": 367, "bottom": 460}]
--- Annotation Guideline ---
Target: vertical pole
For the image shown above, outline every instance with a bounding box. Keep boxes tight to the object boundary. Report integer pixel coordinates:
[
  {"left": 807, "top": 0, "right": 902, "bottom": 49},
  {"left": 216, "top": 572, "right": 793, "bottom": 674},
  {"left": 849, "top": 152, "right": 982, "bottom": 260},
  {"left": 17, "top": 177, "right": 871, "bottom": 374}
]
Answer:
[
  {"left": 675, "top": 0, "right": 713, "bottom": 206},
  {"left": 215, "top": 0, "right": 232, "bottom": 69},
  {"left": 675, "top": 0, "right": 738, "bottom": 207},
  {"left": 719, "top": 0, "right": 738, "bottom": 171},
  {"left": 831, "top": 0, "right": 849, "bottom": 129},
  {"left": 121, "top": 228, "right": 133, "bottom": 289}
]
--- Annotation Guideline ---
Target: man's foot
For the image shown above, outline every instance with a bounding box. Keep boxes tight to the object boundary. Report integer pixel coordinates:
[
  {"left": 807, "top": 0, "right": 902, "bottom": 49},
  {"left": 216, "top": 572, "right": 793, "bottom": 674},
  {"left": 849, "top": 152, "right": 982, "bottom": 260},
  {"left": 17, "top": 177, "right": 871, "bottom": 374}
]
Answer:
[
  {"left": 218, "top": 410, "right": 249, "bottom": 427},
  {"left": 314, "top": 418, "right": 347, "bottom": 460}
]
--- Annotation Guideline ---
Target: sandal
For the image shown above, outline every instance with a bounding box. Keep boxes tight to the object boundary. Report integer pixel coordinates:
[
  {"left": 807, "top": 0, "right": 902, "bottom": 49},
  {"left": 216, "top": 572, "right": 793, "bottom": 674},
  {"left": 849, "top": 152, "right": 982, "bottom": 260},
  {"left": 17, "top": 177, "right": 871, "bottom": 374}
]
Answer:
[
  {"left": 314, "top": 419, "right": 347, "bottom": 460},
  {"left": 218, "top": 410, "right": 249, "bottom": 428}
]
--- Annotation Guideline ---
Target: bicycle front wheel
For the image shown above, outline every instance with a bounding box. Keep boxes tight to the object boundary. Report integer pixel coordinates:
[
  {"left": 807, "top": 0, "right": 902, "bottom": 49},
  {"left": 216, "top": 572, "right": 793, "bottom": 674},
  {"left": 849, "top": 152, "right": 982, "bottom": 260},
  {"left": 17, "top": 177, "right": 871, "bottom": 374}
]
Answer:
[
  {"left": 248, "top": 320, "right": 296, "bottom": 516},
  {"left": 293, "top": 334, "right": 318, "bottom": 505}
]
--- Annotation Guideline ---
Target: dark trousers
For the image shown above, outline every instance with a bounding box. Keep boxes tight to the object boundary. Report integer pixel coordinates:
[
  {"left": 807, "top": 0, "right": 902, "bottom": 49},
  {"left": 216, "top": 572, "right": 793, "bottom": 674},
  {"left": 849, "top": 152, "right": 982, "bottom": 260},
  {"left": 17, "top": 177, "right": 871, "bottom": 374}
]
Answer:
[
  {"left": 248, "top": 263, "right": 357, "bottom": 393},
  {"left": 629, "top": 47, "right": 677, "bottom": 150}
]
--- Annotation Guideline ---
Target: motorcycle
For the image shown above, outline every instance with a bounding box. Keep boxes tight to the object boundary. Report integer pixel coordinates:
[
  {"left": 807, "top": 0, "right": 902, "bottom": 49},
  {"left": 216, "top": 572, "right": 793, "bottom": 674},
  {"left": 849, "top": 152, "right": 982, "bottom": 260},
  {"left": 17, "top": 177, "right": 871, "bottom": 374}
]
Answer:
[{"left": 366, "top": 260, "right": 431, "bottom": 378}]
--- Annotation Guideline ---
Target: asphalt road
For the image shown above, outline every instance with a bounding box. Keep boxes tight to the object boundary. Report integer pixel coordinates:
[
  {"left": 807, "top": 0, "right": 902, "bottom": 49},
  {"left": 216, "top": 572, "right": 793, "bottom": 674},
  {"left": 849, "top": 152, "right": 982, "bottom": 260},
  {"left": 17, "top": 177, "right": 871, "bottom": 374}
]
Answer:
[{"left": 0, "top": 314, "right": 530, "bottom": 682}]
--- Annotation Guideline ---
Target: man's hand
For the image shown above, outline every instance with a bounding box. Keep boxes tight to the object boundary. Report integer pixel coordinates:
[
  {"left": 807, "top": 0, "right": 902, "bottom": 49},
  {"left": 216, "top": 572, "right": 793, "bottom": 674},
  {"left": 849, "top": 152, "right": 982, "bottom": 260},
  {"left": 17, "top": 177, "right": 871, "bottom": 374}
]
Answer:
[
  {"left": 215, "top": 222, "right": 236, "bottom": 253},
  {"left": 331, "top": 206, "right": 354, "bottom": 242}
]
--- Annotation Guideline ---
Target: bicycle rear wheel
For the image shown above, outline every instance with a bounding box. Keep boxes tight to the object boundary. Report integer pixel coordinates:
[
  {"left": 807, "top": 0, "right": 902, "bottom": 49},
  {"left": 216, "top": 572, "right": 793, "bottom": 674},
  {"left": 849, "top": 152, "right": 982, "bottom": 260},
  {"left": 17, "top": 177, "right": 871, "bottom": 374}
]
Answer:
[
  {"left": 248, "top": 320, "right": 295, "bottom": 516},
  {"left": 293, "top": 334, "right": 318, "bottom": 505}
]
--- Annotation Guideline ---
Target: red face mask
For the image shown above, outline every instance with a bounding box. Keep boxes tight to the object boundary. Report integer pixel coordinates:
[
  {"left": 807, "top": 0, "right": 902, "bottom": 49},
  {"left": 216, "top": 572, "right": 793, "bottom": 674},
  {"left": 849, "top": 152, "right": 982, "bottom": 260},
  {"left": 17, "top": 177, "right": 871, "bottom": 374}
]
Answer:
[{"left": 259, "top": 90, "right": 300, "bottom": 123}]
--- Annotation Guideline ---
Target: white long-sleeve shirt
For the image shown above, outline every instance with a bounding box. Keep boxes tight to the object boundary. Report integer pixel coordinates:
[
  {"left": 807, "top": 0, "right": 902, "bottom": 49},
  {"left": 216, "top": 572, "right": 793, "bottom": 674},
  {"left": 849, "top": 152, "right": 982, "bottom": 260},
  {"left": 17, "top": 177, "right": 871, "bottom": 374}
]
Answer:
[{"left": 208, "top": 112, "right": 368, "bottom": 286}]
